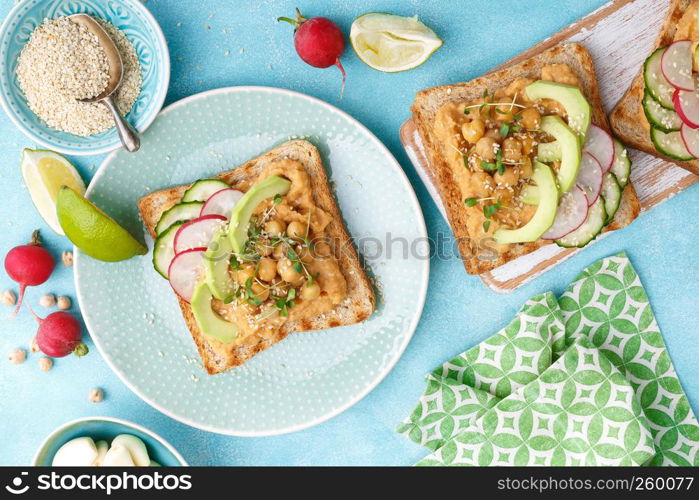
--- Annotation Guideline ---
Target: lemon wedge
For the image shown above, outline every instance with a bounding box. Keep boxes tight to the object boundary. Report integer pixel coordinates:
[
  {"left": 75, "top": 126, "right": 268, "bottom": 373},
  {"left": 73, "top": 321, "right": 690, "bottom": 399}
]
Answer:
[
  {"left": 21, "top": 149, "right": 86, "bottom": 235},
  {"left": 57, "top": 187, "right": 147, "bottom": 262},
  {"left": 350, "top": 13, "right": 443, "bottom": 73}
]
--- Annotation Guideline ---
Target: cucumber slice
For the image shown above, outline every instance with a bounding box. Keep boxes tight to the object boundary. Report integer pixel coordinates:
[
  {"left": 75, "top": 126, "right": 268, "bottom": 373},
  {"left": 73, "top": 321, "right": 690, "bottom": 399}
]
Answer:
[
  {"left": 644, "top": 47, "right": 676, "bottom": 110},
  {"left": 555, "top": 197, "right": 606, "bottom": 248},
  {"left": 642, "top": 91, "right": 682, "bottom": 132},
  {"left": 154, "top": 201, "right": 204, "bottom": 235},
  {"left": 650, "top": 127, "right": 695, "bottom": 161},
  {"left": 153, "top": 221, "right": 184, "bottom": 279},
  {"left": 536, "top": 141, "right": 561, "bottom": 162},
  {"left": 182, "top": 179, "right": 230, "bottom": 202},
  {"left": 601, "top": 173, "right": 622, "bottom": 224},
  {"left": 611, "top": 138, "right": 631, "bottom": 188}
]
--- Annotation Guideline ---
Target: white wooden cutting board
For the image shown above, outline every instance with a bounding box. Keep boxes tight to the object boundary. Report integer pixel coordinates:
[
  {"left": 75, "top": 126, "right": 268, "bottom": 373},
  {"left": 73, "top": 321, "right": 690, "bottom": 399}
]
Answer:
[{"left": 400, "top": 0, "right": 698, "bottom": 293}]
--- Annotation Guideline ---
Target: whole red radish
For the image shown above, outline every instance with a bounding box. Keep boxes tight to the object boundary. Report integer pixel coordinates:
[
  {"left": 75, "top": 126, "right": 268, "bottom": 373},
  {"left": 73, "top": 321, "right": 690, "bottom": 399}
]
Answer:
[
  {"left": 31, "top": 309, "right": 88, "bottom": 358},
  {"left": 278, "top": 8, "right": 346, "bottom": 95},
  {"left": 4, "top": 230, "right": 54, "bottom": 317}
]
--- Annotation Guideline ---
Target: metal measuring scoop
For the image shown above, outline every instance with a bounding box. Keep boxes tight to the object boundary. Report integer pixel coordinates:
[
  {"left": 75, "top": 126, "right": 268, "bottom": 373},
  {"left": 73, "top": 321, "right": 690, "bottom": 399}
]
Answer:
[{"left": 68, "top": 14, "right": 140, "bottom": 152}]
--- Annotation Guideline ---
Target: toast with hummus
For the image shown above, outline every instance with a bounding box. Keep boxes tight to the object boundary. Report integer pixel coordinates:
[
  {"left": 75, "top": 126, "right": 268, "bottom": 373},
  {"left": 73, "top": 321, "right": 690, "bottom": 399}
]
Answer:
[
  {"left": 413, "top": 42, "right": 640, "bottom": 275},
  {"left": 138, "top": 140, "right": 375, "bottom": 374},
  {"left": 611, "top": 0, "right": 699, "bottom": 175}
]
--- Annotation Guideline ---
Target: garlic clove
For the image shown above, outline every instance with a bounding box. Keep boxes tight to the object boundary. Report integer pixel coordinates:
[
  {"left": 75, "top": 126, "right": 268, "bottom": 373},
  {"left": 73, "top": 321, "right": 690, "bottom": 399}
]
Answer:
[
  {"left": 93, "top": 440, "right": 109, "bottom": 466},
  {"left": 111, "top": 434, "right": 150, "bottom": 466},
  {"left": 102, "top": 445, "right": 135, "bottom": 466},
  {"left": 52, "top": 436, "right": 98, "bottom": 466}
]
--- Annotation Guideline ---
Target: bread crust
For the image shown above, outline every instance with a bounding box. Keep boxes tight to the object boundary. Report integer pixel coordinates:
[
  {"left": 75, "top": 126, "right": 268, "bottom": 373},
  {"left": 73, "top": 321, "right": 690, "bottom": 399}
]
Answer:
[
  {"left": 412, "top": 42, "right": 640, "bottom": 275},
  {"left": 138, "top": 140, "right": 376, "bottom": 374},
  {"left": 610, "top": 0, "right": 699, "bottom": 176}
]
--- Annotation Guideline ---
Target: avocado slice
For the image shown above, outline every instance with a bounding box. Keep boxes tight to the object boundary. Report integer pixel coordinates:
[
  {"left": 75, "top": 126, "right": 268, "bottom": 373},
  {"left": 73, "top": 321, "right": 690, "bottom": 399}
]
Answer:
[
  {"left": 190, "top": 281, "right": 237, "bottom": 344},
  {"left": 228, "top": 175, "right": 291, "bottom": 254},
  {"left": 494, "top": 161, "right": 558, "bottom": 244},
  {"left": 519, "top": 184, "right": 540, "bottom": 205},
  {"left": 205, "top": 229, "right": 235, "bottom": 301},
  {"left": 525, "top": 80, "right": 591, "bottom": 139},
  {"left": 539, "top": 115, "right": 582, "bottom": 194}
]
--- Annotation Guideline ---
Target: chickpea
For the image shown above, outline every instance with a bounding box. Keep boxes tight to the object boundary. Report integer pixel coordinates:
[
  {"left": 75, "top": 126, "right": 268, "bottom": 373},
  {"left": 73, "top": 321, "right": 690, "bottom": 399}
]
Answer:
[
  {"left": 494, "top": 104, "right": 514, "bottom": 122},
  {"left": 39, "top": 294, "right": 56, "bottom": 308},
  {"left": 475, "top": 137, "right": 499, "bottom": 161},
  {"left": 520, "top": 135, "right": 536, "bottom": 156},
  {"left": 461, "top": 118, "right": 485, "bottom": 144},
  {"left": 251, "top": 282, "right": 270, "bottom": 302},
  {"left": 273, "top": 242, "right": 288, "bottom": 260},
  {"left": 8, "top": 349, "right": 26, "bottom": 364},
  {"left": 236, "top": 263, "right": 256, "bottom": 285},
  {"left": 286, "top": 220, "right": 308, "bottom": 239},
  {"left": 494, "top": 167, "right": 521, "bottom": 188},
  {"left": 278, "top": 258, "right": 303, "bottom": 284},
  {"left": 258, "top": 257, "right": 277, "bottom": 282},
  {"left": 264, "top": 219, "right": 286, "bottom": 237},
  {"left": 494, "top": 186, "right": 514, "bottom": 203},
  {"left": 297, "top": 246, "right": 314, "bottom": 264},
  {"left": 88, "top": 388, "right": 104, "bottom": 403},
  {"left": 484, "top": 127, "right": 502, "bottom": 140},
  {"left": 314, "top": 241, "right": 332, "bottom": 258},
  {"left": 470, "top": 171, "right": 494, "bottom": 198},
  {"left": 502, "top": 138, "right": 523, "bottom": 163},
  {"left": 300, "top": 282, "right": 321, "bottom": 300},
  {"left": 256, "top": 240, "right": 273, "bottom": 256},
  {"left": 519, "top": 107, "right": 541, "bottom": 130}
]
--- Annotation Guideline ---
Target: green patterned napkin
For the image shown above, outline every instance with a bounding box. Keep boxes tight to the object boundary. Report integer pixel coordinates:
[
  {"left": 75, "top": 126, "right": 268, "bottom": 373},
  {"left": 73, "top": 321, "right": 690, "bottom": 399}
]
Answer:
[{"left": 398, "top": 253, "right": 699, "bottom": 466}]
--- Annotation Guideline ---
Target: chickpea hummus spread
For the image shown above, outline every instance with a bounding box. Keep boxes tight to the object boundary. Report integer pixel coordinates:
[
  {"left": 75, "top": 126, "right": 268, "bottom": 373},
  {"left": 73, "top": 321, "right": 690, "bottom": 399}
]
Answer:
[
  {"left": 212, "top": 160, "right": 348, "bottom": 347},
  {"left": 433, "top": 64, "right": 582, "bottom": 249}
]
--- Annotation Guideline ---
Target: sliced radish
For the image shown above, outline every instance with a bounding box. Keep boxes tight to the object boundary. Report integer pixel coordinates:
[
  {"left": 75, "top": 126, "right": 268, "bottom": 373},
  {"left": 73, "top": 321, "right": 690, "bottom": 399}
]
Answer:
[
  {"left": 173, "top": 215, "right": 227, "bottom": 254},
  {"left": 673, "top": 87, "right": 699, "bottom": 129},
  {"left": 168, "top": 248, "right": 206, "bottom": 302},
  {"left": 582, "top": 124, "right": 614, "bottom": 172},
  {"left": 680, "top": 122, "right": 699, "bottom": 157},
  {"left": 541, "top": 185, "right": 588, "bottom": 240},
  {"left": 200, "top": 188, "right": 244, "bottom": 218},
  {"left": 661, "top": 40, "right": 694, "bottom": 91},
  {"left": 576, "top": 152, "right": 603, "bottom": 206}
]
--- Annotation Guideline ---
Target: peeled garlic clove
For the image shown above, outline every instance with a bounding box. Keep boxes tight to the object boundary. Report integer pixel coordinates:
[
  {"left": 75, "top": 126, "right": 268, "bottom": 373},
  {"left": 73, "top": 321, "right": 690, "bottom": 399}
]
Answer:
[
  {"left": 149, "top": 460, "right": 160, "bottom": 467},
  {"left": 93, "top": 440, "right": 109, "bottom": 466},
  {"left": 102, "top": 445, "right": 135, "bottom": 466},
  {"left": 111, "top": 435, "right": 150, "bottom": 466},
  {"left": 52, "top": 437, "right": 98, "bottom": 466}
]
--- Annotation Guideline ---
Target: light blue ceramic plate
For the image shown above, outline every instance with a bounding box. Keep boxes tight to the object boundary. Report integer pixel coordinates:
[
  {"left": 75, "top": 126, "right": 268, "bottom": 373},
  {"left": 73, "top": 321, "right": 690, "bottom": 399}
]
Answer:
[
  {"left": 75, "top": 87, "right": 429, "bottom": 436},
  {"left": 33, "top": 417, "right": 187, "bottom": 466},
  {"left": 0, "top": 0, "right": 169, "bottom": 155}
]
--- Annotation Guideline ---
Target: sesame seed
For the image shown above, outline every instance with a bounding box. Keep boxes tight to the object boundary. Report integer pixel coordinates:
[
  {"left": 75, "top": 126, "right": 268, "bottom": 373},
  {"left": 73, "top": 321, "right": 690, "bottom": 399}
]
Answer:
[{"left": 16, "top": 16, "right": 141, "bottom": 136}]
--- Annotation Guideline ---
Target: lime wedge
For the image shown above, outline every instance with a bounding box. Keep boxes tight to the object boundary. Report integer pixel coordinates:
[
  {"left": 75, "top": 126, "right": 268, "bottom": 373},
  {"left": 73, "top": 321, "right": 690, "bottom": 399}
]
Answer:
[
  {"left": 57, "top": 187, "right": 147, "bottom": 262},
  {"left": 21, "top": 149, "right": 86, "bottom": 235},
  {"left": 350, "top": 13, "right": 443, "bottom": 73}
]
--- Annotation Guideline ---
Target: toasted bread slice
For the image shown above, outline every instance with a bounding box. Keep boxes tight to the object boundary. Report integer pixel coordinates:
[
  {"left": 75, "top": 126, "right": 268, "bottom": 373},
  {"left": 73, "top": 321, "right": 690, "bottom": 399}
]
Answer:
[
  {"left": 412, "top": 42, "right": 640, "bottom": 275},
  {"left": 610, "top": 0, "right": 699, "bottom": 176},
  {"left": 138, "top": 140, "right": 376, "bottom": 374}
]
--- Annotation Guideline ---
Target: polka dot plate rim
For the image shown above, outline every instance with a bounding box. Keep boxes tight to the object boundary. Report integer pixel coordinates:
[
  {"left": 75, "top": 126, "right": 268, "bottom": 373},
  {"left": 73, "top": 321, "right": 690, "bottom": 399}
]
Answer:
[{"left": 74, "top": 86, "right": 430, "bottom": 436}]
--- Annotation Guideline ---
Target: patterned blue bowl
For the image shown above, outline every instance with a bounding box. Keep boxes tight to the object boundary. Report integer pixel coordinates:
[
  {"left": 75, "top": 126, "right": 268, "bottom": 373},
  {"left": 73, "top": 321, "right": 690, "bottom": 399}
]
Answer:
[
  {"left": 0, "top": 0, "right": 170, "bottom": 155},
  {"left": 32, "top": 417, "right": 187, "bottom": 466}
]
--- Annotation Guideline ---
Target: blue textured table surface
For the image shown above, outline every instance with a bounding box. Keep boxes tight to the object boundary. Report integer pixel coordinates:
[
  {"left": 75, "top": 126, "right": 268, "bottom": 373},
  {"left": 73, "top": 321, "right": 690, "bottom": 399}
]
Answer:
[{"left": 1, "top": 0, "right": 697, "bottom": 466}]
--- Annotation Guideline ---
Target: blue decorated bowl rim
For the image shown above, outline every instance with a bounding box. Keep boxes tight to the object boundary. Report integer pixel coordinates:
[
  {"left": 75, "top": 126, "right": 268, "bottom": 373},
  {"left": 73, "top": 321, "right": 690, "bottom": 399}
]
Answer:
[
  {"left": 0, "top": 0, "right": 170, "bottom": 156},
  {"left": 32, "top": 416, "right": 188, "bottom": 466}
]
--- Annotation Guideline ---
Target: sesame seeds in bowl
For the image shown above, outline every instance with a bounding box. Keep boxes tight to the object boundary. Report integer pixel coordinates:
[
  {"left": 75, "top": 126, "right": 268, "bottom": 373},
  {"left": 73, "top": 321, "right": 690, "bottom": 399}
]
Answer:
[{"left": 0, "top": 0, "right": 170, "bottom": 155}]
